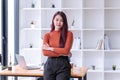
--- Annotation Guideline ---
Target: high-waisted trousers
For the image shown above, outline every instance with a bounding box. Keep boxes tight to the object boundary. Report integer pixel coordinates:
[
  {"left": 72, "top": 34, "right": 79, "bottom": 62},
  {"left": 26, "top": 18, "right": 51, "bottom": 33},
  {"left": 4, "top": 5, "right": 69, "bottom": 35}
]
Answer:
[{"left": 44, "top": 56, "right": 71, "bottom": 80}]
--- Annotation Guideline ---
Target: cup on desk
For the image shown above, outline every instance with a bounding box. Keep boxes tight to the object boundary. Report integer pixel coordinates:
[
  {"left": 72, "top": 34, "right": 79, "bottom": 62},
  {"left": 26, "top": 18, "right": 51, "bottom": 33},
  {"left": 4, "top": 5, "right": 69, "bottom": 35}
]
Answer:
[
  {"left": 91, "top": 65, "right": 95, "bottom": 70},
  {"left": 40, "top": 66, "right": 44, "bottom": 71},
  {"left": 8, "top": 66, "right": 12, "bottom": 71},
  {"left": 12, "top": 66, "right": 15, "bottom": 73}
]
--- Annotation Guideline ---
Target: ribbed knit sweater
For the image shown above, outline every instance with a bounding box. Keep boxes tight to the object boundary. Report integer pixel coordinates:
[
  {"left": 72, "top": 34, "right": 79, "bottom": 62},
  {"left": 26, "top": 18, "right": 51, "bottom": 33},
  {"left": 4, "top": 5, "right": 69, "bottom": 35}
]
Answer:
[{"left": 42, "top": 30, "right": 73, "bottom": 57}]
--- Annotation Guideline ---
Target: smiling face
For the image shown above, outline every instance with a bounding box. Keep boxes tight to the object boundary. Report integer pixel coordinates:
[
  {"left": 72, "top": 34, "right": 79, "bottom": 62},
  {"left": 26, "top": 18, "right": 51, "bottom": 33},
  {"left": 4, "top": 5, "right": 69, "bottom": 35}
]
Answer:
[{"left": 53, "top": 14, "right": 63, "bottom": 31}]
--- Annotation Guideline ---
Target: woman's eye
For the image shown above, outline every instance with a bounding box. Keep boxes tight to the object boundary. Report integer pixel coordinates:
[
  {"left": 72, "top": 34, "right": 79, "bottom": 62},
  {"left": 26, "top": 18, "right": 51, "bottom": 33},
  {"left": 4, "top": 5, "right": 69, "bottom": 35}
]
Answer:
[
  {"left": 54, "top": 18, "right": 58, "bottom": 21},
  {"left": 60, "top": 20, "right": 63, "bottom": 22},
  {"left": 55, "top": 18, "right": 63, "bottom": 22}
]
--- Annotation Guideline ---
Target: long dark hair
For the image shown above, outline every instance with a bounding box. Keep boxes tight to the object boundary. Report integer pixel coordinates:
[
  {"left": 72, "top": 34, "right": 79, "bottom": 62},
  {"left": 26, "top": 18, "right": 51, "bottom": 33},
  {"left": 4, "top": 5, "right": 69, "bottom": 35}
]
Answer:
[{"left": 50, "top": 11, "right": 68, "bottom": 48}]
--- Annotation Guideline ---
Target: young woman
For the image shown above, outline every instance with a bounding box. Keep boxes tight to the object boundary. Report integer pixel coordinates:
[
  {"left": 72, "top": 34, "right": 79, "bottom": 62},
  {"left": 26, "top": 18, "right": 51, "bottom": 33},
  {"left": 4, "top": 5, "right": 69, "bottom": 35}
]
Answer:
[{"left": 42, "top": 11, "right": 73, "bottom": 80}]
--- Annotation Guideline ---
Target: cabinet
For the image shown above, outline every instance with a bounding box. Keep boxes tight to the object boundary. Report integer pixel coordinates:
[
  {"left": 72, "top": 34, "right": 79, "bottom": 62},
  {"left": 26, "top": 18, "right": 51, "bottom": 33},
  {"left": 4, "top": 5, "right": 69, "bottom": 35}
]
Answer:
[{"left": 19, "top": 0, "right": 120, "bottom": 80}]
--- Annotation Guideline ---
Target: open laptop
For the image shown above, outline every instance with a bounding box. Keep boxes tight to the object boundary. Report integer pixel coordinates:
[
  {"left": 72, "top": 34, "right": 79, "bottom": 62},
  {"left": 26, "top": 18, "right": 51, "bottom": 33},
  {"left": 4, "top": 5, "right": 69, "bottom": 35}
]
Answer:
[{"left": 16, "top": 54, "right": 40, "bottom": 70}]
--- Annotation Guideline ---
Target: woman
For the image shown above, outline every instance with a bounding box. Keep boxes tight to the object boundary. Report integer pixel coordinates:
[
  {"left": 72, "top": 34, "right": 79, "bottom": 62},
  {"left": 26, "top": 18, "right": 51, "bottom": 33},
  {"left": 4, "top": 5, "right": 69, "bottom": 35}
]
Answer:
[{"left": 42, "top": 11, "right": 73, "bottom": 80}]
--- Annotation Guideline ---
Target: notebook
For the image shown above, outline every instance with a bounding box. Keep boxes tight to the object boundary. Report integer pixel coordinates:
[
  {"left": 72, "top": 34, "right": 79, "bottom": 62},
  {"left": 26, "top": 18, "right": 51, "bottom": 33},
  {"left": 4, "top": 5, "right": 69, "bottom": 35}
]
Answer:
[{"left": 16, "top": 54, "right": 40, "bottom": 70}]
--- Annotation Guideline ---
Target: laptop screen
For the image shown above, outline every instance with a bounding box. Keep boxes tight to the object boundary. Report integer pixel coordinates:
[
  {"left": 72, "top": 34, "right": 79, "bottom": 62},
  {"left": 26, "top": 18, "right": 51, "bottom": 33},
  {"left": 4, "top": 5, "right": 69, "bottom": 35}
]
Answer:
[{"left": 16, "top": 54, "right": 27, "bottom": 69}]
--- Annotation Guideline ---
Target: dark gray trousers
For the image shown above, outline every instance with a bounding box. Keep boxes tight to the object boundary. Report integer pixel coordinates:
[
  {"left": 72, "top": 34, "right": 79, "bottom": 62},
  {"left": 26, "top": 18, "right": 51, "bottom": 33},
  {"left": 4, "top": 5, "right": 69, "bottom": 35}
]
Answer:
[{"left": 44, "top": 56, "right": 71, "bottom": 80}]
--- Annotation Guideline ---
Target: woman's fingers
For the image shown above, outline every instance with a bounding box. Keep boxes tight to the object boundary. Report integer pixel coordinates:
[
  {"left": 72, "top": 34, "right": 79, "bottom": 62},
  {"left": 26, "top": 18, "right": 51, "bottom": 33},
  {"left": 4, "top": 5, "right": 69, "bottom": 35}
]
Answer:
[{"left": 45, "top": 43, "right": 49, "bottom": 47}]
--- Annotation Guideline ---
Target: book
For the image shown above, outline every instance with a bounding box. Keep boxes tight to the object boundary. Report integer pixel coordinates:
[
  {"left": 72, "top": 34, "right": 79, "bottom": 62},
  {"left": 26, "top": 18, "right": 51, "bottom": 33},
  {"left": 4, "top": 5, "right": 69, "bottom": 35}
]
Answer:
[
  {"left": 96, "top": 38, "right": 103, "bottom": 50},
  {"left": 104, "top": 34, "right": 110, "bottom": 50}
]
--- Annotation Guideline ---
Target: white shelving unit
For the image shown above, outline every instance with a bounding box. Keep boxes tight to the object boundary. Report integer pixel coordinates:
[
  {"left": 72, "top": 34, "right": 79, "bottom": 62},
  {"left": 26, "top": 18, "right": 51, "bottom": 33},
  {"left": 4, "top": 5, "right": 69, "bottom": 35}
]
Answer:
[{"left": 19, "top": 0, "right": 120, "bottom": 80}]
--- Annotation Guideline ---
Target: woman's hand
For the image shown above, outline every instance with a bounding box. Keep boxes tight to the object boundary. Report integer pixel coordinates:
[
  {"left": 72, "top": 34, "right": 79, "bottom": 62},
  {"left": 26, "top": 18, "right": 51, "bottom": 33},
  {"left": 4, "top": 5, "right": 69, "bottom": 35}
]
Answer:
[
  {"left": 59, "top": 52, "right": 72, "bottom": 57},
  {"left": 42, "top": 43, "right": 54, "bottom": 51},
  {"left": 68, "top": 52, "right": 72, "bottom": 57}
]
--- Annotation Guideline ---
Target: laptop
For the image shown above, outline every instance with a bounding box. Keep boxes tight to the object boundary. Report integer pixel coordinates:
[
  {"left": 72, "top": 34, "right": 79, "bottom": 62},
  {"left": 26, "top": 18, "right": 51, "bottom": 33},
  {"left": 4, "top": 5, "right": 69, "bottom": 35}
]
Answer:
[{"left": 16, "top": 54, "right": 40, "bottom": 70}]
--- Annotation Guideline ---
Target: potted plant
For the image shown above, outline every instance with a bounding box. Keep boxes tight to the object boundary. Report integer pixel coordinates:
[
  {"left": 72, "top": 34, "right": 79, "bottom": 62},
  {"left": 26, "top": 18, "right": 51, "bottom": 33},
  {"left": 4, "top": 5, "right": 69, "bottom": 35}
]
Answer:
[
  {"left": 31, "top": 1, "right": 35, "bottom": 8},
  {"left": 31, "top": 3, "right": 35, "bottom": 8},
  {"left": 29, "top": 43, "right": 33, "bottom": 48},
  {"left": 51, "top": 3, "right": 55, "bottom": 8},
  {"left": 30, "top": 21, "right": 35, "bottom": 28},
  {"left": 112, "top": 65, "right": 116, "bottom": 70},
  {"left": 91, "top": 65, "right": 95, "bottom": 70},
  {"left": 51, "top": 0, "right": 55, "bottom": 8}
]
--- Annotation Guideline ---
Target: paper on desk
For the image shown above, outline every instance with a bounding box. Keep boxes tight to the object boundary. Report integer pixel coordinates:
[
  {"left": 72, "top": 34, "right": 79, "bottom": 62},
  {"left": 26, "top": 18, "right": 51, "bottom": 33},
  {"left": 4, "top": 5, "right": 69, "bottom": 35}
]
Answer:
[
  {"left": 40, "top": 66, "right": 44, "bottom": 71},
  {"left": 72, "top": 67, "right": 81, "bottom": 74}
]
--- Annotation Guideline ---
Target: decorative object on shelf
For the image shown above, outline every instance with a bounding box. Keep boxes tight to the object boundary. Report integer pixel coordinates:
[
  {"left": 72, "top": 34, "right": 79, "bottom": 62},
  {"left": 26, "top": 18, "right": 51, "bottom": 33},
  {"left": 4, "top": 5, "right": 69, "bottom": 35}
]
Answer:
[
  {"left": 104, "top": 34, "right": 110, "bottom": 50},
  {"left": 30, "top": 21, "right": 35, "bottom": 28},
  {"left": 96, "top": 37, "right": 103, "bottom": 50},
  {"left": 112, "top": 65, "right": 116, "bottom": 70},
  {"left": 91, "top": 65, "right": 95, "bottom": 70},
  {"left": 51, "top": 3, "right": 55, "bottom": 8},
  {"left": 29, "top": 43, "right": 33, "bottom": 48},
  {"left": 72, "top": 19, "right": 75, "bottom": 26},
  {"left": 51, "top": 0, "right": 55, "bottom": 8},
  {"left": 72, "top": 37, "right": 81, "bottom": 50},
  {"left": 31, "top": 3, "right": 35, "bottom": 8},
  {"left": 71, "top": 19, "right": 75, "bottom": 29}
]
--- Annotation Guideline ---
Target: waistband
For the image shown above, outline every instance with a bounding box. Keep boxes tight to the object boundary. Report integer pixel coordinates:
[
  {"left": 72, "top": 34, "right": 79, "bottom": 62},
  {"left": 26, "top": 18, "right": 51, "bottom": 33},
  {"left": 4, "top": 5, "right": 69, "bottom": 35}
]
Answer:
[{"left": 48, "top": 56, "right": 68, "bottom": 59}]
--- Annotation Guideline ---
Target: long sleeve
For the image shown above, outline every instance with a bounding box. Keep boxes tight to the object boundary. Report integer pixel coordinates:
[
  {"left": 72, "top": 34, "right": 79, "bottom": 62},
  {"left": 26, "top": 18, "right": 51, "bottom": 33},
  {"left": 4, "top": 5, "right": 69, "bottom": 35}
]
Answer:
[{"left": 42, "top": 33, "right": 60, "bottom": 57}]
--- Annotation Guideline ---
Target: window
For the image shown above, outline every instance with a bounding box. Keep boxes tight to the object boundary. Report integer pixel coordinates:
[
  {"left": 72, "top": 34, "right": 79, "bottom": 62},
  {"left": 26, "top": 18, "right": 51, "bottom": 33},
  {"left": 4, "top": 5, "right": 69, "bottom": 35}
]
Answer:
[
  {"left": 0, "top": 0, "right": 2, "bottom": 55},
  {"left": 8, "top": 0, "right": 15, "bottom": 64}
]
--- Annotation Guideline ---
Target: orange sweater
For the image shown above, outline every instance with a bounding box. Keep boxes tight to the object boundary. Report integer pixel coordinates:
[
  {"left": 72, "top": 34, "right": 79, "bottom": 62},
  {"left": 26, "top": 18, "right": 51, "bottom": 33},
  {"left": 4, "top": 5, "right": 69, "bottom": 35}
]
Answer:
[{"left": 42, "top": 30, "right": 73, "bottom": 57}]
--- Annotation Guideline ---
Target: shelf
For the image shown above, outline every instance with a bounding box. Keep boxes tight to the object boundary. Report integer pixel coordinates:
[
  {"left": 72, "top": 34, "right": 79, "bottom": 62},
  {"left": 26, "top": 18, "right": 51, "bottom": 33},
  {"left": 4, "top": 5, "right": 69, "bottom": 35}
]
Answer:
[
  {"left": 83, "top": 49, "right": 104, "bottom": 51},
  {"left": 21, "top": 28, "right": 42, "bottom": 31},
  {"left": 83, "top": 30, "right": 104, "bottom": 49},
  {"left": 104, "top": 31, "right": 120, "bottom": 49},
  {"left": 104, "top": 52, "right": 120, "bottom": 72},
  {"left": 20, "top": 30, "right": 42, "bottom": 49},
  {"left": 105, "top": 9, "right": 120, "bottom": 29},
  {"left": 87, "top": 72, "right": 103, "bottom": 80},
  {"left": 19, "top": 0, "right": 120, "bottom": 80},
  {"left": 63, "top": 9, "right": 82, "bottom": 29},
  {"left": 105, "top": 0, "right": 120, "bottom": 8},
  {"left": 20, "top": 8, "right": 41, "bottom": 11},
  {"left": 104, "top": 50, "right": 120, "bottom": 52},
  {"left": 41, "top": 0, "right": 61, "bottom": 8},
  {"left": 61, "top": 0, "right": 82, "bottom": 8},
  {"left": 83, "top": 8, "right": 104, "bottom": 10},
  {"left": 19, "top": 10, "right": 41, "bottom": 29},
  {"left": 71, "top": 49, "right": 81, "bottom": 51},
  {"left": 104, "top": 73, "right": 120, "bottom": 80},
  {"left": 105, "top": 7, "right": 120, "bottom": 9},
  {"left": 19, "top": 0, "right": 41, "bottom": 9},
  {"left": 70, "top": 51, "right": 82, "bottom": 67},
  {"left": 88, "top": 69, "right": 103, "bottom": 72},
  {"left": 83, "top": 9, "right": 104, "bottom": 29},
  {"left": 83, "top": 51, "right": 104, "bottom": 71},
  {"left": 83, "top": 0, "right": 104, "bottom": 8},
  {"left": 21, "top": 48, "right": 41, "bottom": 51},
  {"left": 104, "top": 70, "right": 120, "bottom": 73}
]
